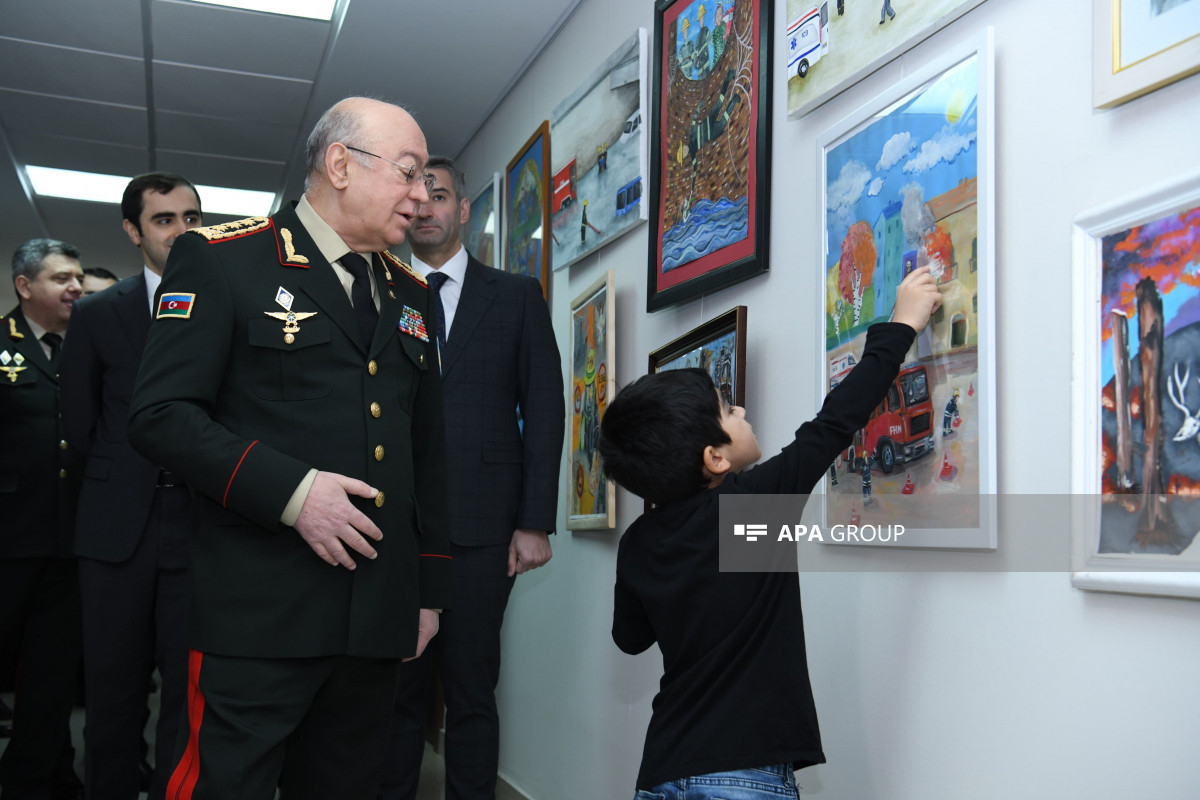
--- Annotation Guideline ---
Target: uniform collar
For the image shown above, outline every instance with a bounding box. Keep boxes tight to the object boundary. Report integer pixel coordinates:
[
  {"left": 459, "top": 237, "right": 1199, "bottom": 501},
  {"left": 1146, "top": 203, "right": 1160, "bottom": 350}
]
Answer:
[{"left": 295, "top": 195, "right": 360, "bottom": 264}]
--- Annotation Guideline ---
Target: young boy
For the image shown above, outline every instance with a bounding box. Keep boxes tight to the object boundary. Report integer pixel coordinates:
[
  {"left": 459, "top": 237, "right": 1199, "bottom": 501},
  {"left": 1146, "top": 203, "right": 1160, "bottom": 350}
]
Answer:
[{"left": 599, "top": 267, "right": 942, "bottom": 800}]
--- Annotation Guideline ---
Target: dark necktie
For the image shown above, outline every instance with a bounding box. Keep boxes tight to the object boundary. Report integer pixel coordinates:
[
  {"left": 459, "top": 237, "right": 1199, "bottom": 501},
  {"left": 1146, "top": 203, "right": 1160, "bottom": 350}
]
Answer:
[
  {"left": 426, "top": 270, "right": 449, "bottom": 351},
  {"left": 341, "top": 253, "right": 379, "bottom": 348},
  {"left": 42, "top": 332, "right": 62, "bottom": 368}
]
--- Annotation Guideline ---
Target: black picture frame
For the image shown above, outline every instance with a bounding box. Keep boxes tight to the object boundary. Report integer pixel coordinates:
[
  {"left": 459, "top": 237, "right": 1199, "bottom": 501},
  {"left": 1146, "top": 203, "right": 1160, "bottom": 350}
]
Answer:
[{"left": 646, "top": 0, "right": 772, "bottom": 311}]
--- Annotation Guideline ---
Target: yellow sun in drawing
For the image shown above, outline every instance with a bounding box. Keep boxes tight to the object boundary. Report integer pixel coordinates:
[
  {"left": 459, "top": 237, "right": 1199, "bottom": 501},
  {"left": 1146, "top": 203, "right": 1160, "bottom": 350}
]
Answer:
[{"left": 946, "top": 87, "right": 968, "bottom": 125}]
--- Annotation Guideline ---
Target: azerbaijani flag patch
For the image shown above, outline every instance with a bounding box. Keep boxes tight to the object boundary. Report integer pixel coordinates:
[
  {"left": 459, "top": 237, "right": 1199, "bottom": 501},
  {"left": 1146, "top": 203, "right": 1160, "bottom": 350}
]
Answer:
[{"left": 157, "top": 293, "right": 196, "bottom": 319}]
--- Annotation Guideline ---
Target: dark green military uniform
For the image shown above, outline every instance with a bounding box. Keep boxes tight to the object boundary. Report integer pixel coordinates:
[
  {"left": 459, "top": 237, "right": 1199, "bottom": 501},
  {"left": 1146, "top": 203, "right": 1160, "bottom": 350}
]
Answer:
[
  {"left": 0, "top": 307, "right": 82, "bottom": 796},
  {"left": 127, "top": 205, "right": 452, "bottom": 798}
]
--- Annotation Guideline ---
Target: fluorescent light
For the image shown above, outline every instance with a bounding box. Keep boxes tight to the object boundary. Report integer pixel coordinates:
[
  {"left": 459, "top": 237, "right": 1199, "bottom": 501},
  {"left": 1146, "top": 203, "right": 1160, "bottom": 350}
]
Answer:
[
  {"left": 26, "top": 165, "right": 276, "bottom": 217},
  {"left": 193, "top": 184, "right": 275, "bottom": 216},
  {"left": 26, "top": 166, "right": 127, "bottom": 204},
  {"left": 185, "top": 0, "right": 337, "bottom": 20}
]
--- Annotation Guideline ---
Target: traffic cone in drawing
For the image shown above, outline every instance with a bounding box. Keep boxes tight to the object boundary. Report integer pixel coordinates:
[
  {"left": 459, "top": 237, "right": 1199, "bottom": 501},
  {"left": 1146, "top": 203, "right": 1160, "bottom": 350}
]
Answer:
[
  {"left": 938, "top": 452, "right": 958, "bottom": 481},
  {"left": 968, "top": 381, "right": 975, "bottom": 397},
  {"left": 849, "top": 505, "right": 860, "bottom": 525},
  {"left": 902, "top": 473, "right": 915, "bottom": 494}
]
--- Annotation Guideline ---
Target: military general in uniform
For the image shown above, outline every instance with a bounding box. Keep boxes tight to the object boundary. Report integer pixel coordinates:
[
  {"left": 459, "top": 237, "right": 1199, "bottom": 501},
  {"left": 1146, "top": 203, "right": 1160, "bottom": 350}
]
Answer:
[{"left": 127, "top": 97, "right": 451, "bottom": 799}]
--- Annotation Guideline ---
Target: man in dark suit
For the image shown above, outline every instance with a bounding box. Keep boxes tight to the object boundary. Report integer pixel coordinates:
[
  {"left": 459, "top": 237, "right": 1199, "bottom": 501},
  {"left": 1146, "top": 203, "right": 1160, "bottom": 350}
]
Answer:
[
  {"left": 379, "top": 157, "right": 564, "bottom": 800},
  {"left": 60, "top": 172, "right": 204, "bottom": 800},
  {"left": 0, "top": 238, "right": 85, "bottom": 799},
  {"left": 126, "top": 97, "right": 452, "bottom": 799}
]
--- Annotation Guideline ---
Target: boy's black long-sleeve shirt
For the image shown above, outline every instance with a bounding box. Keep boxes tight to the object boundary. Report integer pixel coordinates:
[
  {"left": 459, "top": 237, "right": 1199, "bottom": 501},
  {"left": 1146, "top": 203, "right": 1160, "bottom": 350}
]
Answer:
[{"left": 613, "top": 323, "right": 916, "bottom": 790}]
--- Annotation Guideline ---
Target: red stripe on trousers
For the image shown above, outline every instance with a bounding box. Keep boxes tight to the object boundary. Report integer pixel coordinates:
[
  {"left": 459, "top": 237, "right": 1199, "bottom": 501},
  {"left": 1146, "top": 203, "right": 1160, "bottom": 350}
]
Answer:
[{"left": 167, "top": 649, "right": 206, "bottom": 800}]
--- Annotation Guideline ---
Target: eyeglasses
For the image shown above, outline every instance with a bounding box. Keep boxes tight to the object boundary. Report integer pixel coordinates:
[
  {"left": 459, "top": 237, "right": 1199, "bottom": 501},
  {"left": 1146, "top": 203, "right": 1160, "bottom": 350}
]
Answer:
[{"left": 343, "top": 145, "right": 434, "bottom": 190}]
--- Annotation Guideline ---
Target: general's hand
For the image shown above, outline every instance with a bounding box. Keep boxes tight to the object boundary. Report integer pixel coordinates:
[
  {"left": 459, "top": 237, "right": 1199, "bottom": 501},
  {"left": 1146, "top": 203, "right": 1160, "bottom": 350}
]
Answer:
[
  {"left": 507, "top": 528, "right": 552, "bottom": 577},
  {"left": 403, "top": 608, "right": 441, "bottom": 662},
  {"left": 893, "top": 266, "right": 943, "bottom": 332},
  {"left": 294, "top": 471, "right": 383, "bottom": 569}
]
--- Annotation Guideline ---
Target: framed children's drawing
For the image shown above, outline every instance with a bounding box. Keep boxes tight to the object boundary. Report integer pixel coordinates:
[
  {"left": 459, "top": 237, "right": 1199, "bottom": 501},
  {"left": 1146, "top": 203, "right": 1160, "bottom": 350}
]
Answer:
[
  {"left": 567, "top": 270, "right": 616, "bottom": 530},
  {"left": 816, "top": 28, "right": 996, "bottom": 549},
  {"left": 648, "top": 305, "right": 747, "bottom": 407},
  {"left": 505, "top": 122, "right": 551, "bottom": 298},
  {"left": 464, "top": 173, "right": 501, "bottom": 269},
  {"left": 550, "top": 28, "right": 649, "bottom": 272},
  {"left": 1093, "top": 0, "right": 1200, "bottom": 109},
  {"left": 1070, "top": 169, "right": 1200, "bottom": 600},
  {"left": 784, "top": 0, "right": 985, "bottom": 120},
  {"left": 646, "top": 0, "right": 772, "bottom": 311}
]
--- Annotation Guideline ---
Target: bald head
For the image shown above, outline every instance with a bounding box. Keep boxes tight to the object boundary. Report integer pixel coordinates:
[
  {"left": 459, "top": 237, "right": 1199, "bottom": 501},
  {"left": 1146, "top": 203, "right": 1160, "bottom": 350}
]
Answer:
[{"left": 303, "top": 97, "right": 431, "bottom": 252}]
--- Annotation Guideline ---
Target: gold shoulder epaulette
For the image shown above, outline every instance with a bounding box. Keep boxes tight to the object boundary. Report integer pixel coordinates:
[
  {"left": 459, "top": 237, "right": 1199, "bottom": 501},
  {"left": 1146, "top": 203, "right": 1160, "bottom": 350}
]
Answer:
[
  {"left": 381, "top": 250, "right": 426, "bottom": 287},
  {"left": 188, "top": 216, "right": 271, "bottom": 242}
]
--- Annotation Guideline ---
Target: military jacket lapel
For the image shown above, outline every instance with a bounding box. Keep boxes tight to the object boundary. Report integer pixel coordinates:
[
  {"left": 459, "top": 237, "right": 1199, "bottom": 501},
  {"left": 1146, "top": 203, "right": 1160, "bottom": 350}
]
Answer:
[
  {"left": 277, "top": 216, "right": 365, "bottom": 354},
  {"left": 4, "top": 309, "right": 55, "bottom": 383},
  {"left": 369, "top": 254, "right": 402, "bottom": 358}
]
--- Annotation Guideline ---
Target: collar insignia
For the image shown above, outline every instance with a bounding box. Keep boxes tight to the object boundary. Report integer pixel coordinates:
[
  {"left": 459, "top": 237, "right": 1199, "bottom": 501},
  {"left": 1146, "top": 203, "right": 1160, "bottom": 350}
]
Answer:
[{"left": 279, "top": 228, "right": 310, "bottom": 265}]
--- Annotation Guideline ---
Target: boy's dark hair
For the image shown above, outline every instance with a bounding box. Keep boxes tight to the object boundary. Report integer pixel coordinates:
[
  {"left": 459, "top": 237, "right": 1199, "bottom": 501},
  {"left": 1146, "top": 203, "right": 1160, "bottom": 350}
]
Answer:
[
  {"left": 599, "top": 368, "right": 731, "bottom": 506},
  {"left": 121, "top": 172, "right": 200, "bottom": 233}
]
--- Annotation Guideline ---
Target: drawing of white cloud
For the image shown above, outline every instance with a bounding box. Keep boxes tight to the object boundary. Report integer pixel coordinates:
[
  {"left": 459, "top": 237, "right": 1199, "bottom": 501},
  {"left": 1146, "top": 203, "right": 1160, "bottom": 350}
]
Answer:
[
  {"left": 877, "top": 132, "right": 914, "bottom": 171},
  {"left": 902, "top": 127, "right": 977, "bottom": 174}
]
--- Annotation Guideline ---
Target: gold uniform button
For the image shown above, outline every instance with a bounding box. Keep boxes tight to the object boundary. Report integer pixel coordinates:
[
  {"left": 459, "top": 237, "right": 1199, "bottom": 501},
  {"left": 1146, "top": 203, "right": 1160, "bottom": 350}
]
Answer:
[
  {"left": 59, "top": 469, "right": 67, "bottom": 478},
  {"left": 374, "top": 491, "right": 385, "bottom": 508},
  {"left": 374, "top": 445, "right": 385, "bottom": 461},
  {"left": 368, "top": 360, "right": 378, "bottom": 376},
  {"left": 284, "top": 333, "right": 295, "bottom": 344},
  {"left": 370, "top": 402, "right": 381, "bottom": 418},
  {"left": 59, "top": 440, "right": 68, "bottom": 450}
]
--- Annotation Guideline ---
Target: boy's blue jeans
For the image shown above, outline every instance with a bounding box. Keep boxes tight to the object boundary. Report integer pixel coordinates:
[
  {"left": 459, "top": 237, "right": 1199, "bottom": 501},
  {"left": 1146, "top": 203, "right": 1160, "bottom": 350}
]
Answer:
[{"left": 634, "top": 764, "right": 800, "bottom": 799}]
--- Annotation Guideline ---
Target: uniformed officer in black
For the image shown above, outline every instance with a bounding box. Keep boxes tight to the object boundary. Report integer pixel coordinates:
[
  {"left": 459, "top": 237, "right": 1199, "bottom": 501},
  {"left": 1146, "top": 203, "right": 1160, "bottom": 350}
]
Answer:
[
  {"left": 0, "top": 238, "right": 85, "bottom": 799},
  {"left": 127, "top": 97, "right": 452, "bottom": 800}
]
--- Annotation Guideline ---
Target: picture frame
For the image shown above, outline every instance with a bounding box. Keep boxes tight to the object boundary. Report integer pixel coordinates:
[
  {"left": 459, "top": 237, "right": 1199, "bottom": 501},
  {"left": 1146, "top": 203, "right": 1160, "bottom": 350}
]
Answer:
[
  {"left": 647, "top": 305, "right": 747, "bottom": 513},
  {"left": 464, "top": 172, "right": 501, "bottom": 269},
  {"left": 784, "top": 0, "right": 985, "bottom": 120},
  {"left": 567, "top": 270, "right": 617, "bottom": 530},
  {"left": 1093, "top": 0, "right": 1200, "bottom": 109},
  {"left": 647, "top": 305, "right": 747, "bottom": 407},
  {"left": 1069, "top": 168, "right": 1200, "bottom": 600},
  {"left": 815, "top": 28, "right": 996, "bottom": 549},
  {"left": 646, "top": 0, "right": 772, "bottom": 312},
  {"left": 550, "top": 28, "right": 649, "bottom": 272},
  {"left": 505, "top": 121, "right": 551, "bottom": 298}
]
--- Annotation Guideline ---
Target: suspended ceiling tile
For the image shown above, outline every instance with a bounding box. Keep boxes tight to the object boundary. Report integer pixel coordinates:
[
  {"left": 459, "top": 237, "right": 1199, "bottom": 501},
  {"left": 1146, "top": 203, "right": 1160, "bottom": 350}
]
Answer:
[
  {"left": 36, "top": 197, "right": 133, "bottom": 264},
  {"left": 155, "top": 110, "right": 295, "bottom": 162},
  {"left": 8, "top": 132, "right": 149, "bottom": 177},
  {"left": 1, "top": 0, "right": 144, "bottom": 57},
  {"left": 0, "top": 90, "right": 148, "bottom": 149},
  {"left": 152, "top": 0, "right": 328, "bottom": 79},
  {"left": 0, "top": 39, "right": 146, "bottom": 107},
  {"left": 156, "top": 150, "right": 284, "bottom": 191},
  {"left": 153, "top": 61, "right": 311, "bottom": 127}
]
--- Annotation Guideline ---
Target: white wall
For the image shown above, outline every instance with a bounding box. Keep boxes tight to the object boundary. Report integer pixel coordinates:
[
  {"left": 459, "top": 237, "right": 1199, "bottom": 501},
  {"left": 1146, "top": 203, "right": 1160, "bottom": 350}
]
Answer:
[{"left": 455, "top": 0, "right": 1200, "bottom": 798}]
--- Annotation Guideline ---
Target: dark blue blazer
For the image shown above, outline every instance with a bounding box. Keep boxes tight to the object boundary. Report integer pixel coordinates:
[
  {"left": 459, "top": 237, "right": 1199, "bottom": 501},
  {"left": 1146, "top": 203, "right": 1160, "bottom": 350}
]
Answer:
[
  {"left": 60, "top": 275, "right": 164, "bottom": 563},
  {"left": 438, "top": 255, "right": 564, "bottom": 545}
]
